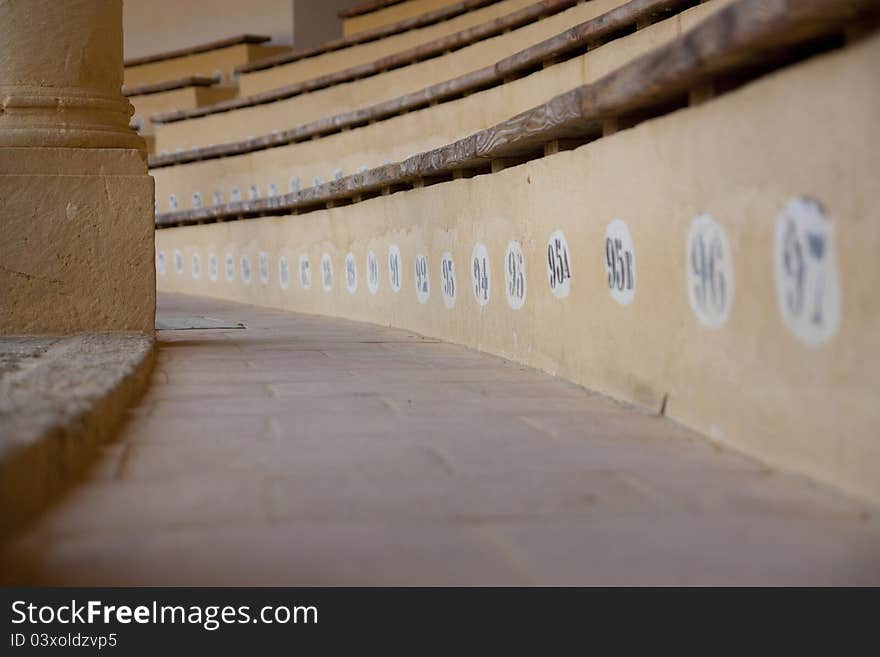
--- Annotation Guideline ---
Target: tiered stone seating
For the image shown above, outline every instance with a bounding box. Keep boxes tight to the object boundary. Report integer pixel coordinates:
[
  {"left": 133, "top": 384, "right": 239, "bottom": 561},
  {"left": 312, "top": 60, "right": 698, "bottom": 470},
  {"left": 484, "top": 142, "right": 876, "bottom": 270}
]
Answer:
[
  {"left": 150, "top": 0, "right": 728, "bottom": 211},
  {"left": 341, "top": 0, "right": 466, "bottom": 37},
  {"left": 150, "top": 0, "right": 574, "bottom": 153},
  {"left": 152, "top": 0, "right": 880, "bottom": 509},
  {"left": 238, "top": 0, "right": 535, "bottom": 96},
  {"left": 124, "top": 75, "right": 236, "bottom": 153},
  {"left": 123, "top": 34, "right": 289, "bottom": 151}
]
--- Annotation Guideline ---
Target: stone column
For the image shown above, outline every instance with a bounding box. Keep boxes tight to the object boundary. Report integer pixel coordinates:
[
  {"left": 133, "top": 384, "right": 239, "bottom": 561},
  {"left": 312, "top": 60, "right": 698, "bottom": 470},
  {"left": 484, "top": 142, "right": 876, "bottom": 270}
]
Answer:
[{"left": 0, "top": 0, "right": 155, "bottom": 333}]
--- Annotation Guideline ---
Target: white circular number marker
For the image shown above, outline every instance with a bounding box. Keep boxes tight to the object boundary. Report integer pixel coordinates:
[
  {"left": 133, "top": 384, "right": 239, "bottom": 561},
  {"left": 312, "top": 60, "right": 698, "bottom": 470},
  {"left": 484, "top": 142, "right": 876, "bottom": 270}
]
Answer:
[
  {"left": 414, "top": 254, "right": 430, "bottom": 304},
  {"left": 505, "top": 241, "right": 526, "bottom": 310},
  {"left": 366, "top": 251, "right": 379, "bottom": 295},
  {"left": 773, "top": 197, "right": 841, "bottom": 345},
  {"left": 157, "top": 251, "right": 167, "bottom": 276},
  {"left": 208, "top": 253, "right": 218, "bottom": 282},
  {"left": 686, "top": 214, "right": 734, "bottom": 328},
  {"left": 279, "top": 256, "right": 289, "bottom": 290},
  {"left": 440, "top": 252, "right": 456, "bottom": 309},
  {"left": 299, "top": 255, "right": 311, "bottom": 289},
  {"left": 225, "top": 253, "right": 235, "bottom": 281},
  {"left": 604, "top": 219, "right": 636, "bottom": 305},
  {"left": 240, "top": 255, "right": 252, "bottom": 285},
  {"left": 258, "top": 251, "right": 269, "bottom": 285},
  {"left": 388, "top": 245, "right": 402, "bottom": 293},
  {"left": 321, "top": 253, "right": 333, "bottom": 292},
  {"left": 174, "top": 249, "right": 184, "bottom": 275},
  {"left": 547, "top": 230, "right": 572, "bottom": 298},
  {"left": 345, "top": 252, "right": 358, "bottom": 294},
  {"left": 471, "top": 242, "right": 491, "bottom": 306}
]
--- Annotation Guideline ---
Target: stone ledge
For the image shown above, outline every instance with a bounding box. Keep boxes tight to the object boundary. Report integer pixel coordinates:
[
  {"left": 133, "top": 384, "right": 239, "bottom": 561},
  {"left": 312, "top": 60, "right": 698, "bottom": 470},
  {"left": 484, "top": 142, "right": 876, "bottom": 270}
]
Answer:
[{"left": 0, "top": 333, "right": 155, "bottom": 538}]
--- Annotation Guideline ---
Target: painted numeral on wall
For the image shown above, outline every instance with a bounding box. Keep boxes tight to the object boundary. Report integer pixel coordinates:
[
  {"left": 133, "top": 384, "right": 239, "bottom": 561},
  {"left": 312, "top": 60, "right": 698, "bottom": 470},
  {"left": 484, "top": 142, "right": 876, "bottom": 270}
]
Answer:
[
  {"left": 299, "top": 255, "right": 311, "bottom": 289},
  {"left": 367, "top": 251, "right": 379, "bottom": 295},
  {"left": 774, "top": 197, "right": 841, "bottom": 344},
  {"left": 687, "top": 214, "right": 734, "bottom": 328},
  {"left": 440, "top": 252, "right": 456, "bottom": 309},
  {"left": 505, "top": 241, "right": 526, "bottom": 310},
  {"left": 241, "top": 255, "right": 252, "bottom": 285},
  {"left": 388, "top": 245, "right": 402, "bottom": 293},
  {"left": 345, "top": 252, "right": 358, "bottom": 294},
  {"left": 547, "top": 230, "right": 572, "bottom": 298},
  {"left": 415, "top": 254, "right": 430, "bottom": 304},
  {"left": 471, "top": 242, "right": 490, "bottom": 306},
  {"left": 258, "top": 251, "right": 269, "bottom": 285},
  {"left": 604, "top": 219, "right": 636, "bottom": 305},
  {"left": 321, "top": 253, "right": 333, "bottom": 291},
  {"left": 279, "top": 256, "right": 289, "bottom": 290}
]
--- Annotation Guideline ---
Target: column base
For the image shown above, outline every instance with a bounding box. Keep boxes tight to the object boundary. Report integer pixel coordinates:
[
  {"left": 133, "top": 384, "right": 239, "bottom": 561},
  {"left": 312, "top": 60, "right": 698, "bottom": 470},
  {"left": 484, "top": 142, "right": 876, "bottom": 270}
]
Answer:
[{"left": 0, "top": 148, "right": 155, "bottom": 334}]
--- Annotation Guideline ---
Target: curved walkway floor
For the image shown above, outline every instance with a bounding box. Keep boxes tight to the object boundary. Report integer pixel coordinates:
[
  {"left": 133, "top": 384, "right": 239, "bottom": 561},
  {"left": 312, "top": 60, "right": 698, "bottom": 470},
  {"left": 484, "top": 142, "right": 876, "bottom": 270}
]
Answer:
[{"left": 2, "top": 293, "right": 879, "bottom": 585}]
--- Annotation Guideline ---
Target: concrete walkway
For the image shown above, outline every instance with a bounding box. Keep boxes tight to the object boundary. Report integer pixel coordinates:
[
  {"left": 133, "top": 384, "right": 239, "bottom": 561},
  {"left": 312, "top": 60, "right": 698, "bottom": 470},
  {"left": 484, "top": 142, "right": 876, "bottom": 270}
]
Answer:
[{"left": 2, "top": 293, "right": 879, "bottom": 585}]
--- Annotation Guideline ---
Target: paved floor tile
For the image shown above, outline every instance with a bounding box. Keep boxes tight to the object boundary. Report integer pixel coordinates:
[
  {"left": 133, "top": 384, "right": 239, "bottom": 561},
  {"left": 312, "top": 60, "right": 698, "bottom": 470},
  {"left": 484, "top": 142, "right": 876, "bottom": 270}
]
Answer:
[{"left": 1, "top": 293, "right": 878, "bottom": 585}]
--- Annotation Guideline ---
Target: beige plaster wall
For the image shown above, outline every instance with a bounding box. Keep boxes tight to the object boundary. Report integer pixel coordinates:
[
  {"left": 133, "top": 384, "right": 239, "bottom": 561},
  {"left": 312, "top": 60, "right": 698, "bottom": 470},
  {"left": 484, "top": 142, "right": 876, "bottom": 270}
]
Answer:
[
  {"left": 123, "top": 0, "right": 294, "bottom": 61},
  {"left": 293, "top": 1, "right": 366, "bottom": 52},
  {"left": 124, "top": 0, "right": 367, "bottom": 63},
  {"left": 239, "top": 0, "right": 536, "bottom": 97},
  {"left": 155, "top": 0, "right": 628, "bottom": 153},
  {"left": 156, "top": 34, "right": 880, "bottom": 505},
  {"left": 153, "top": 0, "right": 727, "bottom": 211},
  {"left": 344, "top": 0, "right": 462, "bottom": 36}
]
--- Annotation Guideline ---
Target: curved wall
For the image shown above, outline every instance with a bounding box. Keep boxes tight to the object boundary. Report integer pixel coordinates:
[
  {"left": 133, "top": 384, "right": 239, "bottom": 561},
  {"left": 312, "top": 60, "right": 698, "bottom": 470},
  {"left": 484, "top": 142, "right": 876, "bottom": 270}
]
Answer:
[{"left": 155, "top": 33, "right": 880, "bottom": 505}]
